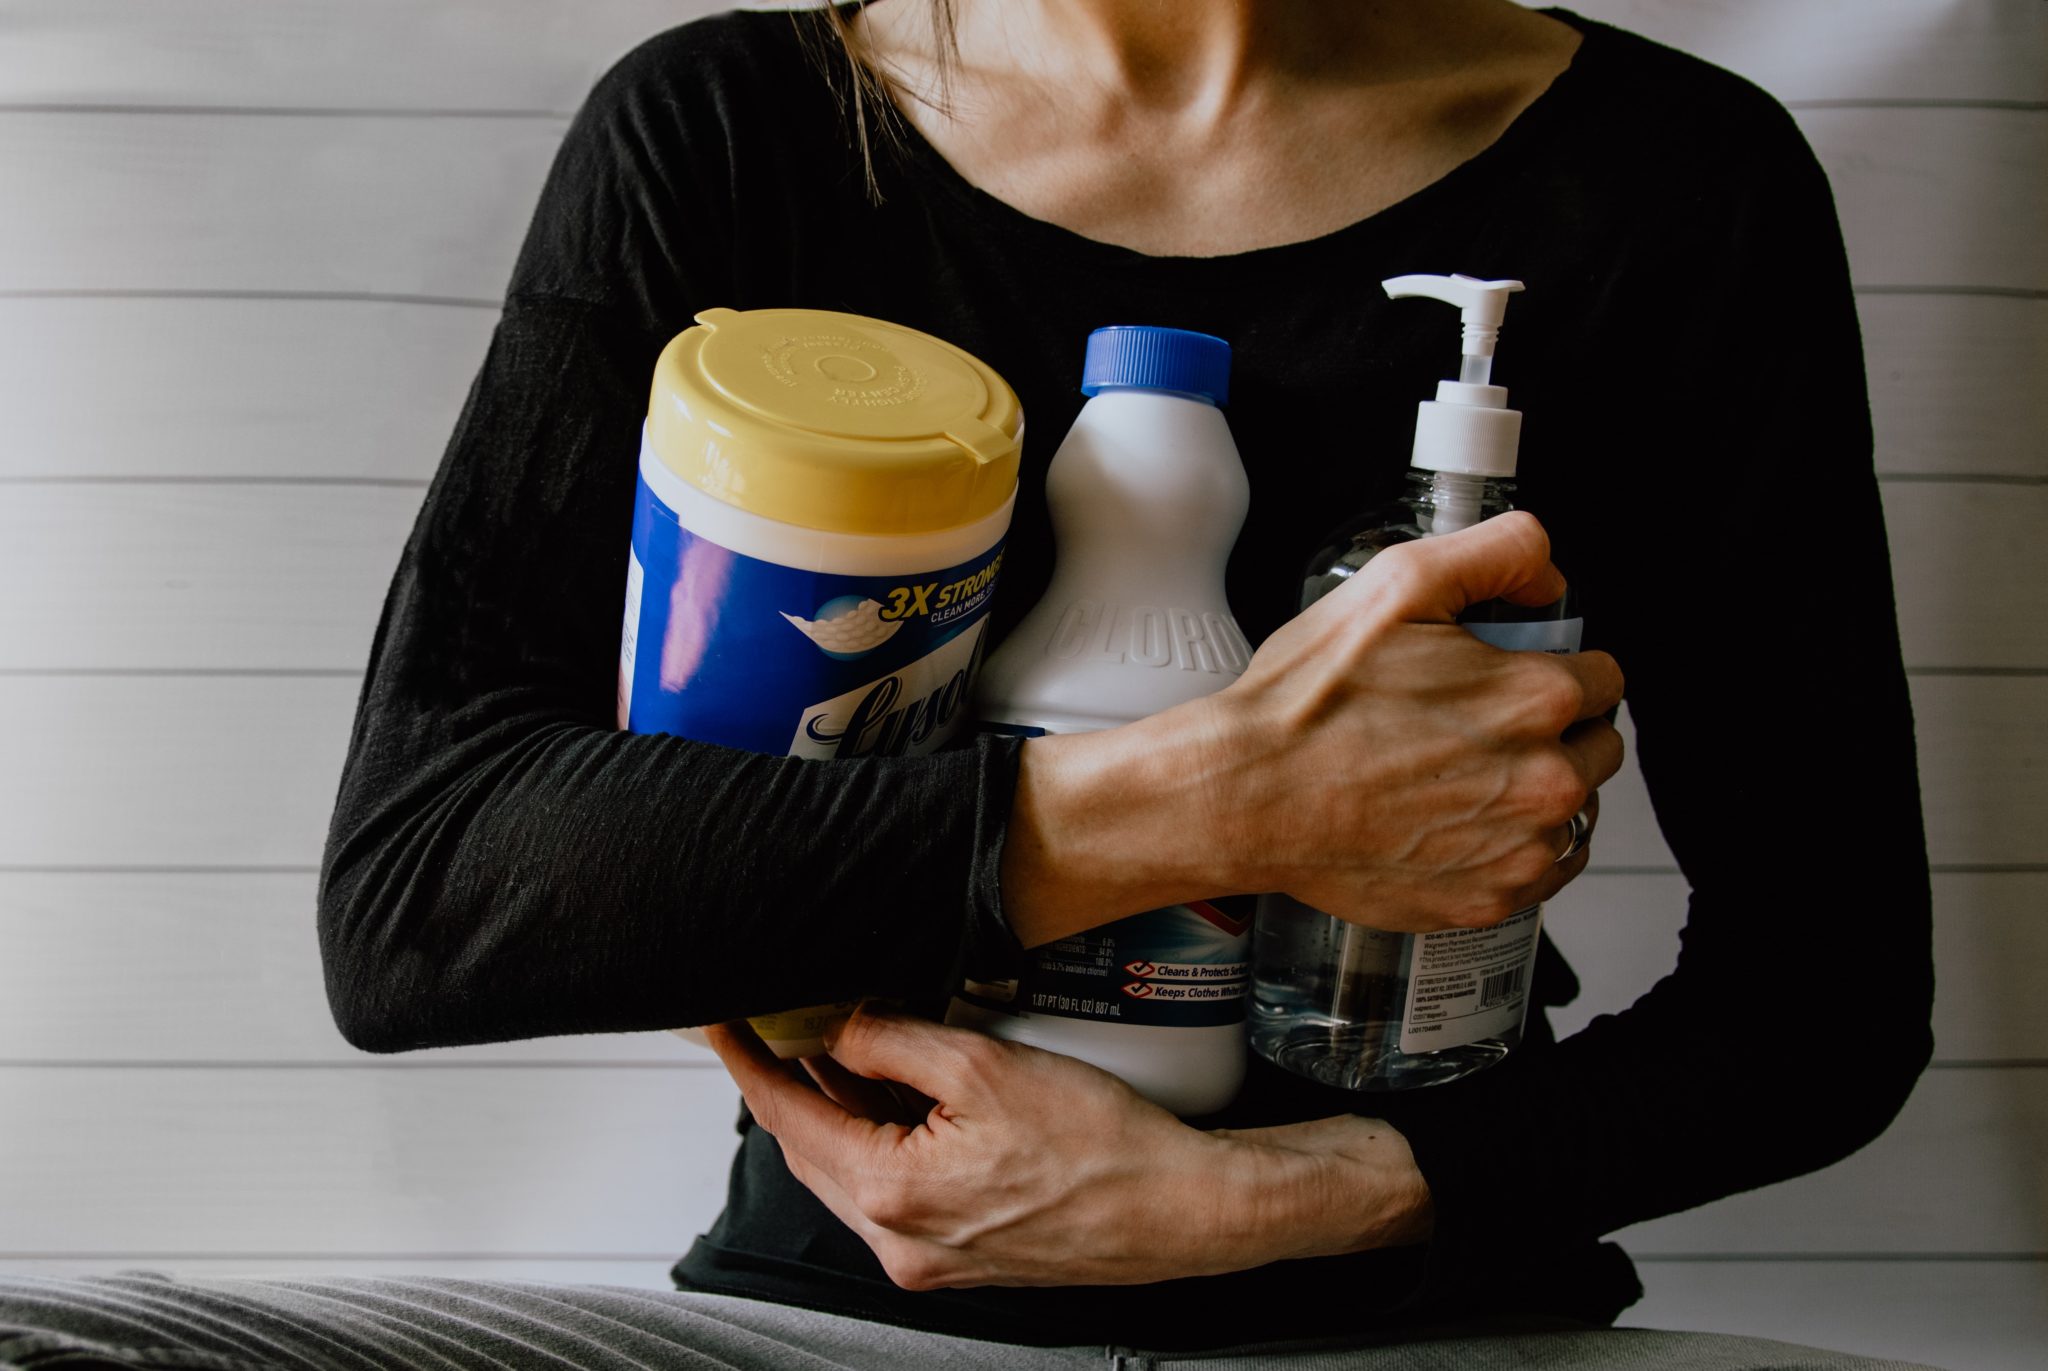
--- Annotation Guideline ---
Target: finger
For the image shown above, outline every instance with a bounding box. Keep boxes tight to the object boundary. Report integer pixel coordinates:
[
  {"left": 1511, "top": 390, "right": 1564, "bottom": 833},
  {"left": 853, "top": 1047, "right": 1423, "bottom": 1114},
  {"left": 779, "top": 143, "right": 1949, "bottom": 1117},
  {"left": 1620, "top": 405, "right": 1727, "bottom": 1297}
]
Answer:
[
  {"left": 884, "top": 1081, "right": 941, "bottom": 1122},
  {"left": 1548, "top": 834, "right": 1594, "bottom": 899},
  {"left": 704, "top": 1022, "right": 900, "bottom": 1162},
  {"left": 1360, "top": 511, "right": 1567, "bottom": 622},
  {"left": 1562, "top": 719, "right": 1626, "bottom": 789},
  {"left": 1547, "top": 787, "right": 1600, "bottom": 860},
  {"left": 1553, "top": 650, "right": 1625, "bottom": 722},
  {"left": 825, "top": 1003, "right": 1004, "bottom": 1103},
  {"left": 803, "top": 1053, "right": 918, "bottom": 1126},
  {"left": 700, "top": 1020, "right": 811, "bottom": 1087},
  {"left": 1505, "top": 829, "right": 1592, "bottom": 912}
]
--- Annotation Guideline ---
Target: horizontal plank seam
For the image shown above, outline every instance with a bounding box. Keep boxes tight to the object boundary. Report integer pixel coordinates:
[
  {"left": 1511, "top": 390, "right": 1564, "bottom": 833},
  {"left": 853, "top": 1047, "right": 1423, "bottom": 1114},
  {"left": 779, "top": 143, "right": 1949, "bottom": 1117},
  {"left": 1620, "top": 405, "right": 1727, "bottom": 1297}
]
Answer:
[
  {"left": 1855, "top": 285, "right": 2048, "bottom": 300},
  {"left": 1877, "top": 473, "right": 2048, "bottom": 487},
  {"left": 1903, "top": 667, "right": 2048, "bottom": 678},
  {"left": 0, "top": 865, "right": 323, "bottom": 875},
  {"left": 1564, "top": 863, "right": 2047, "bottom": 878},
  {"left": 0, "top": 1060, "right": 723, "bottom": 1071},
  {"left": 0, "top": 669, "right": 370, "bottom": 679},
  {"left": 0, "top": 289, "right": 500, "bottom": 310},
  {"left": 1569, "top": 863, "right": 2048, "bottom": 877},
  {"left": 0, "top": 1252, "right": 681, "bottom": 1263},
  {"left": 1785, "top": 99, "right": 2048, "bottom": 113},
  {"left": 0, "top": 98, "right": 2038, "bottom": 119},
  {"left": 1628, "top": 1252, "right": 2048, "bottom": 1264},
  {"left": 2, "top": 1250, "right": 2040, "bottom": 1264},
  {"left": 0, "top": 1058, "right": 2021, "bottom": 1071},
  {"left": 10, "top": 665, "right": 2042, "bottom": 680},
  {"left": 0, "top": 476, "right": 429, "bottom": 488},
  {"left": 13, "top": 474, "right": 2039, "bottom": 491},
  {"left": 7, "top": 863, "right": 2045, "bottom": 876},
  {"left": 1, "top": 287, "right": 2038, "bottom": 308},
  {"left": 0, "top": 104, "right": 571, "bottom": 120}
]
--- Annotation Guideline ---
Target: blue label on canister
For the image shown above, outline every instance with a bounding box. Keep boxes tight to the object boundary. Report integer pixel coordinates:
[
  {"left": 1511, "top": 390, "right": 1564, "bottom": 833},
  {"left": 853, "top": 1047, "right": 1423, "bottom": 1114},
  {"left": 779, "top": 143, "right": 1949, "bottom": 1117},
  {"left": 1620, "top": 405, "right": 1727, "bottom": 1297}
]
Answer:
[{"left": 619, "top": 469, "right": 1005, "bottom": 759}]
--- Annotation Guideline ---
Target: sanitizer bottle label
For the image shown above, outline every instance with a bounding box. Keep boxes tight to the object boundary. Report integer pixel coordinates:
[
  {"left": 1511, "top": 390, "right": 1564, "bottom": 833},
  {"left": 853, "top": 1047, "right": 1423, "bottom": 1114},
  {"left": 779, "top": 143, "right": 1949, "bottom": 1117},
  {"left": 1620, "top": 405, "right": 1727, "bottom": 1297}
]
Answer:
[
  {"left": 958, "top": 900, "right": 1251, "bottom": 1027},
  {"left": 619, "top": 468, "right": 1006, "bottom": 758},
  {"left": 1393, "top": 610, "right": 1580, "bottom": 1054},
  {"left": 1461, "top": 617, "right": 1584, "bottom": 654},
  {"left": 1398, "top": 907, "right": 1543, "bottom": 1053}
]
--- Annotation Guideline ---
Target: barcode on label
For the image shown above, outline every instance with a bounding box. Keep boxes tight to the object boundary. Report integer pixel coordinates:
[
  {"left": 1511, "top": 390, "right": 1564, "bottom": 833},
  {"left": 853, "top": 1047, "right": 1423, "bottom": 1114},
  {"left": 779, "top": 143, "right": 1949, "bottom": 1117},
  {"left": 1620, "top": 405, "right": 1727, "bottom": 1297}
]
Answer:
[{"left": 1478, "top": 964, "right": 1527, "bottom": 1009}]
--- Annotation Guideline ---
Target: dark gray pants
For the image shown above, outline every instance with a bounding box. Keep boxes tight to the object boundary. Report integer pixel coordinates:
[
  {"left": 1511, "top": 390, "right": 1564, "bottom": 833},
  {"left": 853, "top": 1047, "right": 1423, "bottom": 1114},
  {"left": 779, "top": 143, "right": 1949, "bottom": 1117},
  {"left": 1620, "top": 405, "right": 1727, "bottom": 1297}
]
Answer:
[{"left": 0, "top": 1274, "right": 1941, "bottom": 1370}]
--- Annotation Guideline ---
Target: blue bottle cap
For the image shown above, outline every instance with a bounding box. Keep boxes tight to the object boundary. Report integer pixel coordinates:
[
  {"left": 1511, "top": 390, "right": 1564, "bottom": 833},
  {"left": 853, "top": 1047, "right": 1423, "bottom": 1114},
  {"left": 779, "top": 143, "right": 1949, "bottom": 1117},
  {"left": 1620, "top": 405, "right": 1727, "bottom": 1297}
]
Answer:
[{"left": 1080, "top": 326, "right": 1231, "bottom": 406}]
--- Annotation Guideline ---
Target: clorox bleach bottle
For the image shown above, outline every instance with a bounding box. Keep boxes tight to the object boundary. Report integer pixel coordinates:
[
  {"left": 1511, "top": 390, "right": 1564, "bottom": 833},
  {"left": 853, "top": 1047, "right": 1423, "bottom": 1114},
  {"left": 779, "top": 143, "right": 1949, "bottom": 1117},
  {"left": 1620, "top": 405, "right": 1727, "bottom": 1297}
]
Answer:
[
  {"left": 946, "top": 326, "right": 1254, "bottom": 1117},
  {"left": 619, "top": 307, "right": 1023, "bottom": 1059}
]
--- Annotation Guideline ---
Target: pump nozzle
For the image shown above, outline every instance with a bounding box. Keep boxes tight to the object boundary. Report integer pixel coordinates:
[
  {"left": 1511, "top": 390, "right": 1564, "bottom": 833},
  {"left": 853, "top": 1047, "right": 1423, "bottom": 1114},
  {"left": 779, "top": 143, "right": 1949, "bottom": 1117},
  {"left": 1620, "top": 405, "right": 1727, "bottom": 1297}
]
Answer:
[
  {"left": 1381, "top": 273, "right": 1528, "bottom": 477},
  {"left": 1382, "top": 274, "right": 1524, "bottom": 385}
]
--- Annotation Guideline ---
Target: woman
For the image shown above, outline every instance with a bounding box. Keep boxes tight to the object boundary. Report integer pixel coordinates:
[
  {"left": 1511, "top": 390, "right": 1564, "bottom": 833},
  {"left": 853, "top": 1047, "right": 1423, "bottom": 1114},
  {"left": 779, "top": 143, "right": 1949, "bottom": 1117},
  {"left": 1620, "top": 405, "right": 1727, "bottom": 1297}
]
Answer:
[{"left": 0, "top": 2, "right": 1932, "bottom": 1366}]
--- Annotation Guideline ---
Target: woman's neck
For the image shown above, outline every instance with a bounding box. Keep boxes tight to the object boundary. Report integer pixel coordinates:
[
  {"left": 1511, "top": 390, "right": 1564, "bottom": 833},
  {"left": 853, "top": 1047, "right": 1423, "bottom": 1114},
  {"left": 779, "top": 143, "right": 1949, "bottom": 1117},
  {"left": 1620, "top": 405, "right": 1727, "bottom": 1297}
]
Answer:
[
  {"left": 853, "top": 0, "right": 1581, "bottom": 257},
  {"left": 995, "top": 0, "right": 1286, "bottom": 119}
]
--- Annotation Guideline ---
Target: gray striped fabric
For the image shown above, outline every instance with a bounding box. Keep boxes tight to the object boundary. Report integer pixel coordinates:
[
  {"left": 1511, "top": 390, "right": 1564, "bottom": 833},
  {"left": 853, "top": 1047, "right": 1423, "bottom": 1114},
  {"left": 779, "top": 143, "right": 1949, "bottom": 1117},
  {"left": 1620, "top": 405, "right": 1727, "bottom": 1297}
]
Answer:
[{"left": 0, "top": 1274, "right": 1944, "bottom": 1370}]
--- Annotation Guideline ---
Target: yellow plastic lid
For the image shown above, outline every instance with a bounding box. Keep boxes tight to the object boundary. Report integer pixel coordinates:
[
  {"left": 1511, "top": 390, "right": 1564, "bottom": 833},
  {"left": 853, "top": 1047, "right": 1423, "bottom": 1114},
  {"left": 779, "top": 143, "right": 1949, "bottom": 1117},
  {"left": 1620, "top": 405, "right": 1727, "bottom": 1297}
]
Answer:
[{"left": 647, "top": 307, "right": 1024, "bottom": 536}]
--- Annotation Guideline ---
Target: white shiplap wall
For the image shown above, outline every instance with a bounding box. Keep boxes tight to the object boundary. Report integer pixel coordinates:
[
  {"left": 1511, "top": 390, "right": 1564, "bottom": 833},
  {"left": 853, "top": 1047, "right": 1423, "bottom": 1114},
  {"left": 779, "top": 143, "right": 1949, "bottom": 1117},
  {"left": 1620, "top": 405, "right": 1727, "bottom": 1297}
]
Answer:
[{"left": 0, "top": 2, "right": 2041, "bottom": 1367}]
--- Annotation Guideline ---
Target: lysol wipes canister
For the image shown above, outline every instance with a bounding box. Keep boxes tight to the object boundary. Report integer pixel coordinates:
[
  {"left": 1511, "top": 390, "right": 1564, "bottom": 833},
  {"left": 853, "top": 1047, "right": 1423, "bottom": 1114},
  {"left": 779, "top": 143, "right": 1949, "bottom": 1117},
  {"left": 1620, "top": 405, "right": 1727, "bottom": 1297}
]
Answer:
[{"left": 618, "top": 307, "right": 1023, "bottom": 1057}]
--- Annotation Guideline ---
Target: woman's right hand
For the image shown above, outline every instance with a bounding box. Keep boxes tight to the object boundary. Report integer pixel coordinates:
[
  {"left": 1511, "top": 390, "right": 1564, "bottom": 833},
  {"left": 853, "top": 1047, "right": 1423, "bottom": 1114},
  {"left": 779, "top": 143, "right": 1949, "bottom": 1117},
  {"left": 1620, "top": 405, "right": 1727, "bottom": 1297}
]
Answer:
[{"left": 1001, "top": 511, "right": 1624, "bottom": 945}]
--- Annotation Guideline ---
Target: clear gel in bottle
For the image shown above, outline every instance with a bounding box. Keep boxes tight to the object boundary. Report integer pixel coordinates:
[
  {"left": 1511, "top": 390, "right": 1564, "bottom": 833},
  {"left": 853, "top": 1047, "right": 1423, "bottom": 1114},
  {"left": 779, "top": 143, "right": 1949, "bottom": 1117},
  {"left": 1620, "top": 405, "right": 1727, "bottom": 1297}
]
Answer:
[{"left": 1249, "top": 274, "right": 1582, "bottom": 1092}]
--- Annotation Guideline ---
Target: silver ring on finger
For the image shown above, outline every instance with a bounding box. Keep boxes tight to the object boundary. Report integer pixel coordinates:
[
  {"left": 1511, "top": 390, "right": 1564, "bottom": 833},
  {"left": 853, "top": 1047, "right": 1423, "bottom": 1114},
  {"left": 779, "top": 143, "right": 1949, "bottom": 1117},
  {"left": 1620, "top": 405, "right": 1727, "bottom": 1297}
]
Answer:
[{"left": 1554, "top": 808, "right": 1591, "bottom": 865}]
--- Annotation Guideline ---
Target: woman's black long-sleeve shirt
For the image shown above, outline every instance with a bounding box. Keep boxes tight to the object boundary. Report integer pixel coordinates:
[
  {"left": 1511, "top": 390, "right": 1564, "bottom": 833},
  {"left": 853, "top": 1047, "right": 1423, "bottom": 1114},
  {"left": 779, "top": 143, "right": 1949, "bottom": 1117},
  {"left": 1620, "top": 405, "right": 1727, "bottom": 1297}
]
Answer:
[{"left": 317, "top": 7, "right": 1934, "bottom": 1351}]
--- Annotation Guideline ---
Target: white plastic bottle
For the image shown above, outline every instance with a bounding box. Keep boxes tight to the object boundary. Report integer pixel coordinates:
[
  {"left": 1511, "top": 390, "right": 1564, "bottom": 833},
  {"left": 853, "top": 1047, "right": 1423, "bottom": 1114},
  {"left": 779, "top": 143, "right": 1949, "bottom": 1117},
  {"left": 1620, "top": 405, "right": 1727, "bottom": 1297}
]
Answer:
[{"left": 946, "top": 326, "right": 1255, "bottom": 1117}]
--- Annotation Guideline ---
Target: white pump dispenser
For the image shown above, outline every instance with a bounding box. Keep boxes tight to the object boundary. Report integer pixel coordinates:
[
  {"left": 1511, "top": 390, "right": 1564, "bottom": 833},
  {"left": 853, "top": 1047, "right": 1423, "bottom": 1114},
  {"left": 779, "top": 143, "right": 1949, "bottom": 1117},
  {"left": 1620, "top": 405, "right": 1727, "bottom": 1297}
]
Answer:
[
  {"left": 1250, "top": 273, "right": 1574, "bottom": 1094},
  {"left": 1382, "top": 274, "right": 1526, "bottom": 482}
]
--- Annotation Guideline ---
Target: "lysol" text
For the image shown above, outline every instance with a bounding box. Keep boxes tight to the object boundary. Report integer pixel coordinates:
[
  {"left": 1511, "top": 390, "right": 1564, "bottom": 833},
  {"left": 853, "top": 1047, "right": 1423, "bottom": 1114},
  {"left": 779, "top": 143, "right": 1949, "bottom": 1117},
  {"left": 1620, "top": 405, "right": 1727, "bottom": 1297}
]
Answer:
[{"left": 792, "top": 622, "right": 989, "bottom": 760}]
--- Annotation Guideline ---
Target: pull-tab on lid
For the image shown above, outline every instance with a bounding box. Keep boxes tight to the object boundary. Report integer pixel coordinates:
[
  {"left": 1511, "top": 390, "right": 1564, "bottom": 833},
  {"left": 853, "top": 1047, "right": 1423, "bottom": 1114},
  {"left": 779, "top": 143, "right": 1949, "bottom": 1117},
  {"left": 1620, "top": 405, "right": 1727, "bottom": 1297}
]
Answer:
[{"left": 648, "top": 307, "right": 1023, "bottom": 535}]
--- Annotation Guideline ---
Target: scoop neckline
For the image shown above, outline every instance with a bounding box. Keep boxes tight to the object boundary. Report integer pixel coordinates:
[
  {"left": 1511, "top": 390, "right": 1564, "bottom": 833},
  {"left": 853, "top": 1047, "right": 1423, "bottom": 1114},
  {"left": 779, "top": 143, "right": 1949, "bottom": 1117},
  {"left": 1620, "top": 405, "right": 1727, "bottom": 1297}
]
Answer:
[{"left": 832, "top": 5, "right": 1601, "bottom": 277}]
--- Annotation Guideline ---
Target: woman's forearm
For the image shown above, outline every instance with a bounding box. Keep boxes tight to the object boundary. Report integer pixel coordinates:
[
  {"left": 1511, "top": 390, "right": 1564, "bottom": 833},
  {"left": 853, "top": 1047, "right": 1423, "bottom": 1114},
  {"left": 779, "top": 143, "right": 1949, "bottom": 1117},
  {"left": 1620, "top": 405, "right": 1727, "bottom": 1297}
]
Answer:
[
  {"left": 1217, "top": 1115, "right": 1437, "bottom": 1262},
  {"left": 711, "top": 1008, "right": 1436, "bottom": 1290},
  {"left": 1000, "top": 705, "right": 1239, "bottom": 949},
  {"left": 1000, "top": 512, "right": 1625, "bottom": 950}
]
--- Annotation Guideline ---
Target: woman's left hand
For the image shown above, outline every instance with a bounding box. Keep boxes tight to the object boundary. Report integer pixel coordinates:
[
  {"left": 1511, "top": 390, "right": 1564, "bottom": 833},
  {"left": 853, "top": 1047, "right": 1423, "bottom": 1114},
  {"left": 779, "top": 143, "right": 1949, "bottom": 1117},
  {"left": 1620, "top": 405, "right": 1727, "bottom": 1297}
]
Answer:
[{"left": 704, "top": 1005, "right": 1432, "bottom": 1290}]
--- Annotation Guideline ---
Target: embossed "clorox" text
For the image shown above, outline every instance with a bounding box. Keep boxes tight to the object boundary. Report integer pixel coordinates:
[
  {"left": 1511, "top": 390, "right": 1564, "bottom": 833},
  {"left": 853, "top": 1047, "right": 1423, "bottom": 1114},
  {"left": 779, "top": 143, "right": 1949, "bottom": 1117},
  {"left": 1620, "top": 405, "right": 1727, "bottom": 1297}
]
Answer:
[{"left": 1046, "top": 599, "right": 1250, "bottom": 675}]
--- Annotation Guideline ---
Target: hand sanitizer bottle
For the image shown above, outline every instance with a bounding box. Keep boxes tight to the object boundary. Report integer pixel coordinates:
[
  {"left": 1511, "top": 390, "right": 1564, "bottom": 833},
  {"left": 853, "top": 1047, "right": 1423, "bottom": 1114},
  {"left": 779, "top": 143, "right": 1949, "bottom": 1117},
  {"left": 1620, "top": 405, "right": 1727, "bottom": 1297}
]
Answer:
[
  {"left": 946, "top": 326, "right": 1255, "bottom": 1117},
  {"left": 1249, "top": 275, "right": 1581, "bottom": 1092}
]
